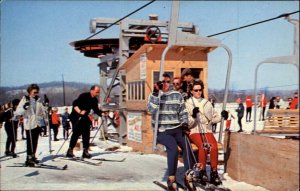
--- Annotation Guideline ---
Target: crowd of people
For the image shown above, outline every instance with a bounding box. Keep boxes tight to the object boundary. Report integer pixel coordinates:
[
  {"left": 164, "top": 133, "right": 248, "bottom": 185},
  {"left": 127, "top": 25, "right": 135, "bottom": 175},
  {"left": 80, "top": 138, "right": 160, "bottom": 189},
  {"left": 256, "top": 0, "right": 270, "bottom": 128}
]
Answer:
[
  {"left": 0, "top": 70, "right": 298, "bottom": 191},
  {"left": 147, "top": 69, "right": 299, "bottom": 190},
  {"left": 230, "top": 92, "right": 298, "bottom": 134},
  {"left": 0, "top": 84, "right": 121, "bottom": 166}
]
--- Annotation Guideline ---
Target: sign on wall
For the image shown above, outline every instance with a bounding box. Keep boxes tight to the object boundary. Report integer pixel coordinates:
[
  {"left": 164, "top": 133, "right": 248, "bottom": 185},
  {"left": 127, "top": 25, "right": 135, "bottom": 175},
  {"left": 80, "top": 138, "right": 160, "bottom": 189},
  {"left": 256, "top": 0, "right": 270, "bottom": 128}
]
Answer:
[
  {"left": 127, "top": 112, "right": 142, "bottom": 143},
  {"left": 140, "top": 53, "right": 147, "bottom": 80}
]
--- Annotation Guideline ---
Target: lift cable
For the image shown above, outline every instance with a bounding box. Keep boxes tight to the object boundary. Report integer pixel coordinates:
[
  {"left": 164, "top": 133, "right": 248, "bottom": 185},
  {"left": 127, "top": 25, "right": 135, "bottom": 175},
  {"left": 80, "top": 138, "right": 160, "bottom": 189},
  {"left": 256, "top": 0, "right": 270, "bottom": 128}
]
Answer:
[
  {"left": 86, "top": 0, "right": 156, "bottom": 40},
  {"left": 207, "top": 10, "right": 299, "bottom": 37}
]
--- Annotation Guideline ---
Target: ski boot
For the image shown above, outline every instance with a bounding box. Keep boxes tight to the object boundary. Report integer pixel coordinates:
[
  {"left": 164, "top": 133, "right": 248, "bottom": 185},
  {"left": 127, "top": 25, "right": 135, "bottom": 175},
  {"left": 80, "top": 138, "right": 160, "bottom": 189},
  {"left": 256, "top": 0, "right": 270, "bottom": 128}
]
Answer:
[
  {"left": 195, "top": 169, "right": 208, "bottom": 186},
  {"left": 32, "top": 155, "right": 39, "bottom": 164},
  {"left": 11, "top": 152, "right": 18, "bottom": 158},
  {"left": 167, "top": 176, "right": 178, "bottom": 191},
  {"left": 210, "top": 170, "right": 222, "bottom": 186},
  {"left": 66, "top": 148, "right": 75, "bottom": 158},
  {"left": 82, "top": 148, "right": 92, "bottom": 159},
  {"left": 184, "top": 169, "right": 197, "bottom": 191},
  {"left": 25, "top": 155, "right": 35, "bottom": 167},
  {"left": 5, "top": 150, "right": 11, "bottom": 156}
]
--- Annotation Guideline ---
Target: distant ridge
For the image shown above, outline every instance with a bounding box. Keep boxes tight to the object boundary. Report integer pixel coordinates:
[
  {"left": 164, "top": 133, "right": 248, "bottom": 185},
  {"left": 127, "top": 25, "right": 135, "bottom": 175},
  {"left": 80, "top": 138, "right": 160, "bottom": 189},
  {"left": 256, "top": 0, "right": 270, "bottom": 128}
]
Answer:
[
  {"left": 1, "top": 81, "right": 92, "bottom": 91},
  {"left": 0, "top": 81, "right": 297, "bottom": 106},
  {"left": 0, "top": 81, "right": 92, "bottom": 106}
]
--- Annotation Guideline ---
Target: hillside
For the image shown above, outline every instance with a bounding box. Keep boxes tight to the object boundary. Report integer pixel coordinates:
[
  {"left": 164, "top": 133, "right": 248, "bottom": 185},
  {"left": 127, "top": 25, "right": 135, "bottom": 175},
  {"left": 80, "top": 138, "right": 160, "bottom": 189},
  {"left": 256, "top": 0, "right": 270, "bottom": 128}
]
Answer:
[
  {"left": 1, "top": 82, "right": 297, "bottom": 107},
  {"left": 0, "top": 82, "right": 92, "bottom": 107}
]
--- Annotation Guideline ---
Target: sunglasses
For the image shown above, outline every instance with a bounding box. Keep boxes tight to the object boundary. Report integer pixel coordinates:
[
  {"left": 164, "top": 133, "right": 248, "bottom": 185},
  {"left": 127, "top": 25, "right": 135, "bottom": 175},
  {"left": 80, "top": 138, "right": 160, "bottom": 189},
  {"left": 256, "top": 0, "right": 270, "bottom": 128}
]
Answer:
[
  {"left": 173, "top": 83, "right": 180, "bottom": 85},
  {"left": 162, "top": 80, "right": 170, "bottom": 84},
  {"left": 193, "top": 89, "right": 202, "bottom": 92}
]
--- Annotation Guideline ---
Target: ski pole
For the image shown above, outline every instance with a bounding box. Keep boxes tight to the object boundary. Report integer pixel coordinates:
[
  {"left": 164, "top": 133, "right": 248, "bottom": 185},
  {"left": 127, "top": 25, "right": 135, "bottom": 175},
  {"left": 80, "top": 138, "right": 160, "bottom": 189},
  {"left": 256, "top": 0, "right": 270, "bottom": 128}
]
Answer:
[
  {"left": 184, "top": 134, "right": 198, "bottom": 170},
  {"left": 10, "top": 105, "right": 17, "bottom": 155},
  {"left": 90, "top": 118, "right": 104, "bottom": 144},
  {"left": 191, "top": 97, "right": 211, "bottom": 151},
  {"left": 53, "top": 117, "right": 81, "bottom": 158},
  {"left": 25, "top": 96, "right": 35, "bottom": 161},
  {"left": 45, "top": 106, "right": 53, "bottom": 155}
]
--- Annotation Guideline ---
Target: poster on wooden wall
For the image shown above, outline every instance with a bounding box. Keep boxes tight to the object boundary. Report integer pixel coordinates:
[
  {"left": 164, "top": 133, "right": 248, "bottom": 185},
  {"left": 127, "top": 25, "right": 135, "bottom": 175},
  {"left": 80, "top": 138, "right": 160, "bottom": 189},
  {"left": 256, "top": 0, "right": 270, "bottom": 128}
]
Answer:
[{"left": 127, "top": 112, "right": 142, "bottom": 143}]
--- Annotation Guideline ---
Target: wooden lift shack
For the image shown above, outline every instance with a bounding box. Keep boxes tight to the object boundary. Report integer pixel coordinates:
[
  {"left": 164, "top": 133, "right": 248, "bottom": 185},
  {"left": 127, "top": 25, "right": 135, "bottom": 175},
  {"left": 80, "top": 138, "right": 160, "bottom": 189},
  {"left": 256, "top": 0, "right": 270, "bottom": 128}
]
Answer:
[{"left": 120, "top": 44, "right": 214, "bottom": 153}]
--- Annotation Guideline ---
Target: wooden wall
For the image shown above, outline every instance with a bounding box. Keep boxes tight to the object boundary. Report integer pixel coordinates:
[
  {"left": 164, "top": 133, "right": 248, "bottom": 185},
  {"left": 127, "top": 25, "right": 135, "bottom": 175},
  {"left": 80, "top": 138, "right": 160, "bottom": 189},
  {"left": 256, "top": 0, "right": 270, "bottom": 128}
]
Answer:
[
  {"left": 126, "top": 113, "right": 166, "bottom": 155},
  {"left": 123, "top": 44, "right": 210, "bottom": 154},
  {"left": 226, "top": 132, "right": 299, "bottom": 191}
]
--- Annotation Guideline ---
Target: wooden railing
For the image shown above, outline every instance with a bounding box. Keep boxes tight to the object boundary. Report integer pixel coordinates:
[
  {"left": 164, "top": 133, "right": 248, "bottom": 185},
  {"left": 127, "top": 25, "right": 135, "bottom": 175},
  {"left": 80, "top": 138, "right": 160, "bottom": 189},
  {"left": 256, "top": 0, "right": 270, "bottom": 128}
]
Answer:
[{"left": 257, "top": 109, "right": 299, "bottom": 134}]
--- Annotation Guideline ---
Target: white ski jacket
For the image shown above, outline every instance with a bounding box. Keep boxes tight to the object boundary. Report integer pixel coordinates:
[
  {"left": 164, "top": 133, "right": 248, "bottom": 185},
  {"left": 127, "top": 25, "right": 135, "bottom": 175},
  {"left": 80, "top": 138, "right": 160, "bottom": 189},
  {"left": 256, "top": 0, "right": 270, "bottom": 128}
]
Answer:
[
  {"left": 185, "top": 97, "right": 221, "bottom": 134},
  {"left": 15, "top": 96, "right": 47, "bottom": 130}
]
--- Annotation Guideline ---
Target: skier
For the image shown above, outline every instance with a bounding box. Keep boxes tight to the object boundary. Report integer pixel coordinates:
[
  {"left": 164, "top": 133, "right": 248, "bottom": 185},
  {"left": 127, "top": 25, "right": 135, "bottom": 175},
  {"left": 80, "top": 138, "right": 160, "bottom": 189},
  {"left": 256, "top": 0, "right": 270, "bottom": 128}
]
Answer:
[
  {"left": 66, "top": 85, "right": 102, "bottom": 159},
  {"left": 2, "top": 99, "right": 20, "bottom": 158},
  {"left": 15, "top": 84, "right": 47, "bottom": 166},
  {"left": 245, "top": 95, "right": 253, "bottom": 122},
  {"left": 61, "top": 107, "right": 71, "bottom": 140},
  {"left": 148, "top": 73, "right": 191, "bottom": 191},
  {"left": 185, "top": 80, "right": 223, "bottom": 187},
  {"left": 225, "top": 110, "right": 235, "bottom": 131},
  {"left": 51, "top": 107, "right": 61, "bottom": 141},
  {"left": 235, "top": 98, "right": 245, "bottom": 133}
]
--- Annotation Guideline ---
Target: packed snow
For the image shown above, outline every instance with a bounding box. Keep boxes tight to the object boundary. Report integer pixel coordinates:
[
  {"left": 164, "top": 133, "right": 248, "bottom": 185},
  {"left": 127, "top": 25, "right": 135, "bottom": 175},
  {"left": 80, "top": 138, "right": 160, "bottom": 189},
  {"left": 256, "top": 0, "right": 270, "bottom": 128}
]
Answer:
[{"left": 1, "top": 103, "right": 270, "bottom": 190}]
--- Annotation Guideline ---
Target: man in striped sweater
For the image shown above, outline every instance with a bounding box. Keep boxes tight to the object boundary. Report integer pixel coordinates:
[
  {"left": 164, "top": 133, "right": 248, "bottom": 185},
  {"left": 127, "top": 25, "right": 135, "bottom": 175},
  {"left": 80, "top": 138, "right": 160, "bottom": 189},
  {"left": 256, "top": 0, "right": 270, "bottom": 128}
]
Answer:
[{"left": 148, "top": 73, "right": 191, "bottom": 191}]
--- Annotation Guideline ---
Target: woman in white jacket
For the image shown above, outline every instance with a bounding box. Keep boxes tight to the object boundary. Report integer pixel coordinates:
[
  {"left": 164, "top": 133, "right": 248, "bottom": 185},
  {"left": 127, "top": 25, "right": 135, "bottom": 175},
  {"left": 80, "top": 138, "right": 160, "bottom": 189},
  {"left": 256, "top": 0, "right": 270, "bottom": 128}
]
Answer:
[
  {"left": 15, "top": 84, "right": 46, "bottom": 166},
  {"left": 185, "top": 80, "right": 222, "bottom": 187}
]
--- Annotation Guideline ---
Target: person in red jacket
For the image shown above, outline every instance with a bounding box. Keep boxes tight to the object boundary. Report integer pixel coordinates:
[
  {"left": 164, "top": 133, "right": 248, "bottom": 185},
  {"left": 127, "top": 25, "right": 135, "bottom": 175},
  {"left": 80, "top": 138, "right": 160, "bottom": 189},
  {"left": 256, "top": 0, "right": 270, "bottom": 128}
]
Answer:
[
  {"left": 289, "top": 92, "right": 298, "bottom": 109},
  {"left": 245, "top": 96, "right": 253, "bottom": 122},
  {"left": 258, "top": 94, "right": 267, "bottom": 121},
  {"left": 51, "top": 107, "right": 61, "bottom": 141}
]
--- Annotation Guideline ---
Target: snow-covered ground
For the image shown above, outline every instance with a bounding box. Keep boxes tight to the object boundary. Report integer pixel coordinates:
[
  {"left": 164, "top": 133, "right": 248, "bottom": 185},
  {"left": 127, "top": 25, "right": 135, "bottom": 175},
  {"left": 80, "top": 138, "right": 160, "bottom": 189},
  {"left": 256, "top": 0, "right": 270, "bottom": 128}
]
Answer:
[{"left": 1, "top": 103, "right": 270, "bottom": 191}]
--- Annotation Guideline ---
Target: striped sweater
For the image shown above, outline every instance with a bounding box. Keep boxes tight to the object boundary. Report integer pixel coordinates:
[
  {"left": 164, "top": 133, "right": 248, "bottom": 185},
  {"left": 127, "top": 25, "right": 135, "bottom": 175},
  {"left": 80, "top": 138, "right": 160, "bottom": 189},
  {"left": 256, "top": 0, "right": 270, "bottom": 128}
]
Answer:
[{"left": 147, "top": 90, "right": 188, "bottom": 132}]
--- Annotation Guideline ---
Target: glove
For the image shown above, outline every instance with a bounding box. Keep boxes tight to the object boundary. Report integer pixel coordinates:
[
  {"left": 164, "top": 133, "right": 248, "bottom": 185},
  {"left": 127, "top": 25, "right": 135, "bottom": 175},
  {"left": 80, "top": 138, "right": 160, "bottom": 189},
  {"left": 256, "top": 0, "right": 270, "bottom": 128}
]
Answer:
[
  {"left": 192, "top": 107, "right": 199, "bottom": 118},
  {"left": 153, "top": 81, "right": 163, "bottom": 96},
  {"left": 221, "top": 110, "right": 228, "bottom": 120},
  {"left": 182, "top": 92, "right": 189, "bottom": 101},
  {"left": 23, "top": 101, "right": 30, "bottom": 110},
  {"left": 181, "top": 123, "right": 190, "bottom": 135},
  {"left": 181, "top": 123, "right": 190, "bottom": 132},
  {"left": 44, "top": 94, "right": 49, "bottom": 106}
]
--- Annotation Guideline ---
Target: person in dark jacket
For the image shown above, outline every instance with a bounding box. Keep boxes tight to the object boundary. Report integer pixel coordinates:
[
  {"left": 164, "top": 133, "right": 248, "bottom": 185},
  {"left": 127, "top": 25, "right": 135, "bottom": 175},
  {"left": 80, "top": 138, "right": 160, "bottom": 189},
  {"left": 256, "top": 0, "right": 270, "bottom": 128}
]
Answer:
[
  {"left": 61, "top": 107, "right": 71, "bottom": 140},
  {"left": 2, "top": 99, "right": 20, "bottom": 158},
  {"left": 235, "top": 98, "right": 245, "bottom": 133},
  {"left": 66, "top": 85, "right": 102, "bottom": 158},
  {"left": 269, "top": 97, "right": 277, "bottom": 109}
]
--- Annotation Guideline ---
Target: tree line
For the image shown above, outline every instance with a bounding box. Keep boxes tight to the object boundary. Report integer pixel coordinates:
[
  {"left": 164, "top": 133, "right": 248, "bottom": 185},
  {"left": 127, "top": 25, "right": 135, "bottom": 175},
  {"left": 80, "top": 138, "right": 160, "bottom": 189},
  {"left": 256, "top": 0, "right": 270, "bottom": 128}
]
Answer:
[{"left": 1, "top": 82, "right": 297, "bottom": 106}]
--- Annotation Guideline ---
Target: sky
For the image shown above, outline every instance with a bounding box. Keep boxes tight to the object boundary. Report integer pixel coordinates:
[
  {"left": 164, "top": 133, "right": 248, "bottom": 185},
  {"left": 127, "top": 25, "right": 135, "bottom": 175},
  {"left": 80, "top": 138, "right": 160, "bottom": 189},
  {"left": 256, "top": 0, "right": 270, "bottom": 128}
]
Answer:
[{"left": 1, "top": 0, "right": 299, "bottom": 91}]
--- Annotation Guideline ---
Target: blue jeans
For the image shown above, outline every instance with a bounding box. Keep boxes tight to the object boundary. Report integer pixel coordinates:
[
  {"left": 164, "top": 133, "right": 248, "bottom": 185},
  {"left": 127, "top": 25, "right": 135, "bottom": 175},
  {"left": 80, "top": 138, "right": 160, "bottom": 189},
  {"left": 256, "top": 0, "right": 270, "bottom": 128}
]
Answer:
[{"left": 157, "top": 127, "right": 192, "bottom": 176}]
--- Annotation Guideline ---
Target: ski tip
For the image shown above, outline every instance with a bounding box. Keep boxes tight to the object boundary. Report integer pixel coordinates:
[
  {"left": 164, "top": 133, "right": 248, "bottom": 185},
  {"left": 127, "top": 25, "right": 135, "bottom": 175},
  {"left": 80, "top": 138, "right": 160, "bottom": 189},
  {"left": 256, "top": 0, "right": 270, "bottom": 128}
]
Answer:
[{"left": 62, "top": 164, "right": 68, "bottom": 170}]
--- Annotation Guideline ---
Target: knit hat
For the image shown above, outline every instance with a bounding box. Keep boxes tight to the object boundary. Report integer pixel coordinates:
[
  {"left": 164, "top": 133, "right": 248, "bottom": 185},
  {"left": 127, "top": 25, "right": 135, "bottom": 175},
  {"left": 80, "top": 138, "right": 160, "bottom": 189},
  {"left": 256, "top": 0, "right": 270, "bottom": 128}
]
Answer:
[{"left": 181, "top": 68, "right": 192, "bottom": 78}]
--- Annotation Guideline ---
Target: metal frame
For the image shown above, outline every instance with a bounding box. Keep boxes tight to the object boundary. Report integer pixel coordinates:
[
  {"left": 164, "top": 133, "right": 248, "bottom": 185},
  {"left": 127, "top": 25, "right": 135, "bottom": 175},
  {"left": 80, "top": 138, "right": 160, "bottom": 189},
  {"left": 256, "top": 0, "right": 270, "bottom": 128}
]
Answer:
[
  {"left": 153, "top": 1, "right": 233, "bottom": 150},
  {"left": 253, "top": 16, "right": 299, "bottom": 133},
  {"left": 91, "top": 11, "right": 200, "bottom": 145}
]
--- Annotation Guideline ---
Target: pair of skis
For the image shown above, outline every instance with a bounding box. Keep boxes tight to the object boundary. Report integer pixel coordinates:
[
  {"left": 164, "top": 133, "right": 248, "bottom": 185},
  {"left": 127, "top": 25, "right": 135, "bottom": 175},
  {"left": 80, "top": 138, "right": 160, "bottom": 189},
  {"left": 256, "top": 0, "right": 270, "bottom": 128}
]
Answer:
[
  {"left": 193, "top": 182, "right": 231, "bottom": 191},
  {"left": 153, "top": 181, "right": 186, "bottom": 191},
  {"left": 58, "top": 156, "right": 102, "bottom": 166},
  {"left": 7, "top": 163, "right": 67, "bottom": 171},
  {"left": 57, "top": 156, "right": 126, "bottom": 165},
  {"left": 153, "top": 180, "right": 231, "bottom": 191}
]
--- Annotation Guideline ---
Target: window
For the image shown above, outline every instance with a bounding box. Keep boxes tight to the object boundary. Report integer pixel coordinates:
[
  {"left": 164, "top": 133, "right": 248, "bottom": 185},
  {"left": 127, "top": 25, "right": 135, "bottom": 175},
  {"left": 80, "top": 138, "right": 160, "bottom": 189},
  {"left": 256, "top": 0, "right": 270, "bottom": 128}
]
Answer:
[{"left": 127, "top": 81, "right": 146, "bottom": 101}]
